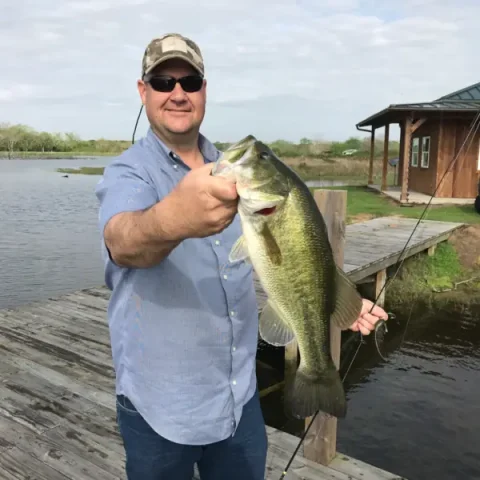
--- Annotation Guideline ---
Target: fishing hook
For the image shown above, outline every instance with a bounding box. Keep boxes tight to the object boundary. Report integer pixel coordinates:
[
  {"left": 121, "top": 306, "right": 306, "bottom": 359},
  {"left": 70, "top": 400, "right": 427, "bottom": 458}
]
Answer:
[{"left": 278, "top": 108, "right": 480, "bottom": 479}]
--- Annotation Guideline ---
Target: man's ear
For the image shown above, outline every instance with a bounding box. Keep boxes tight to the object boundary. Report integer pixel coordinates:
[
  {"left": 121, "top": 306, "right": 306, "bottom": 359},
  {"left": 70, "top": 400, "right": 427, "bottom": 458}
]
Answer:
[{"left": 137, "top": 79, "right": 147, "bottom": 105}]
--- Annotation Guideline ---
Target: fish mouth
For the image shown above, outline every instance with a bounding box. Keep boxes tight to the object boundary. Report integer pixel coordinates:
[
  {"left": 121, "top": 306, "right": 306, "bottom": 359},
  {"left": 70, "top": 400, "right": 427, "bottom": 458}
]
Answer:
[{"left": 255, "top": 206, "right": 276, "bottom": 216}]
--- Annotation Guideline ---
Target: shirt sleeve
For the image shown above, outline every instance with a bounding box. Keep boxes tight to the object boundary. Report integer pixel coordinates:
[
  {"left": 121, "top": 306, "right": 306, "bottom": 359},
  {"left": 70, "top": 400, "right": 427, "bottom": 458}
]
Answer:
[{"left": 95, "top": 155, "right": 159, "bottom": 236}]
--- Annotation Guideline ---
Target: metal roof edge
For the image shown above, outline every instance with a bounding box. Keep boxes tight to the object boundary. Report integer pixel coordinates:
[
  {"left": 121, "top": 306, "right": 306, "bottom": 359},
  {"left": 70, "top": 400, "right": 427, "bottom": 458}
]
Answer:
[
  {"left": 435, "top": 81, "right": 480, "bottom": 101},
  {"left": 356, "top": 101, "right": 480, "bottom": 127}
]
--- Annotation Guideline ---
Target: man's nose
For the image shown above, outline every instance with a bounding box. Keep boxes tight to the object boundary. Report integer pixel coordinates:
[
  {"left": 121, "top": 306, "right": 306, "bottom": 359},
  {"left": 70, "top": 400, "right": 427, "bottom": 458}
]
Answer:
[{"left": 170, "top": 83, "right": 188, "bottom": 101}]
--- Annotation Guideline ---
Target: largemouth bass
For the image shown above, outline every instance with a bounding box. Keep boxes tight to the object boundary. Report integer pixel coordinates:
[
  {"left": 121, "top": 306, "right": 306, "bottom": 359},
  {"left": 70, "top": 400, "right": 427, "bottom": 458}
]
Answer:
[{"left": 212, "top": 135, "right": 363, "bottom": 419}]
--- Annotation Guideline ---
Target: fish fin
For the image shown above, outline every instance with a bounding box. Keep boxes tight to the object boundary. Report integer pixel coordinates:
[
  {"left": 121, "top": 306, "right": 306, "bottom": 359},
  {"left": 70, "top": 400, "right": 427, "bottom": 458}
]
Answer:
[
  {"left": 260, "top": 223, "right": 282, "bottom": 266},
  {"left": 284, "top": 361, "right": 346, "bottom": 419},
  {"left": 331, "top": 265, "right": 363, "bottom": 330},
  {"left": 259, "top": 300, "right": 295, "bottom": 346},
  {"left": 229, "top": 235, "right": 250, "bottom": 263}
]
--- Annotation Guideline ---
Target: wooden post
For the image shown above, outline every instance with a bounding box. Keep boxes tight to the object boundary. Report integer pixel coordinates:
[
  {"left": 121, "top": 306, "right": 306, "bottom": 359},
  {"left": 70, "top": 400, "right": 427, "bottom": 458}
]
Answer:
[
  {"left": 381, "top": 124, "right": 390, "bottom": 191},
  {"left": 303, "top": 189, "right": 347, "bottom": 466},
  {"left": 400, "top": 116, "right": 413, "bottom": 203},
  {"left": 397, "top": 124, "right": 405, "bottom": 187},
  {"left": 368, "top": 128, "right": 375, "bottom": 184},
  {"left": 284, "top": 339, "right": 298, "bottom": 392},
  {"left": 375, "top": 269, "right": 387, "bottom": 307}
]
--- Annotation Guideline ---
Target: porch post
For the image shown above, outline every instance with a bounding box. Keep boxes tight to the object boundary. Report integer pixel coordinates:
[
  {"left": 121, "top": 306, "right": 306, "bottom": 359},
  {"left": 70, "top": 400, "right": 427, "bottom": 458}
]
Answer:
[
  {"left": 400, "top": 116, "right": 413, "bottom": 202},
  {"left": 368, "top": 128, "right": 375, "bottom": 184},
  {"left": 381, "top": 124, "right": 390, "bottom": 191},
  {"left": 397, "top": 124, "right": 405, "bottom": 186}
]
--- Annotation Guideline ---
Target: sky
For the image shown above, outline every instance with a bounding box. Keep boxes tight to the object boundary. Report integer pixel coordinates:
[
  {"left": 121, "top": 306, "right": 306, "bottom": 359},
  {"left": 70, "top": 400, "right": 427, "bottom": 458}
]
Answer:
[{"left": 1, "top": 0, "right": 480, "bottom": 143}]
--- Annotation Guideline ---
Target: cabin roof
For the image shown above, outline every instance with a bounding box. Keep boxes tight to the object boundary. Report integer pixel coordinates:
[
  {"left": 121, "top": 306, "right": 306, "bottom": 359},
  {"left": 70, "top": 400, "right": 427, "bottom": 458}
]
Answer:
[
  {"left": 357, "top": 81, "right": 480, "bottom": 128},
  {"left": 436, "top": 81, "right": 480, "bottom": 101}
]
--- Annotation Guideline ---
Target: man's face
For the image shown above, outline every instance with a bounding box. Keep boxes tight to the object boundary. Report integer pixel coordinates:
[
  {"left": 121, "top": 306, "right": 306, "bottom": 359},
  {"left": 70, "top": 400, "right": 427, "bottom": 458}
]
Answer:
[{"left": 137, "top": 58, "right": 207, "bottom": 138}]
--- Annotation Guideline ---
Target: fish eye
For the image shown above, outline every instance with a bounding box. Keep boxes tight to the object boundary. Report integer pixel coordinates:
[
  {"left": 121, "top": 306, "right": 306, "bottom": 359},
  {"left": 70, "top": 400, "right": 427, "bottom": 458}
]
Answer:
[{"left": 260, "top": 151, "right": 269, "bottom": 160}]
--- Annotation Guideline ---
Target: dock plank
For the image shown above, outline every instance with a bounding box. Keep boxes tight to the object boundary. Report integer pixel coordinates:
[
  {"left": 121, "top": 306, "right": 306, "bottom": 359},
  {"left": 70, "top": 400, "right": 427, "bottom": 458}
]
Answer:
[{"left": 0, "top": 447, "right": 71, "bottom": 480}]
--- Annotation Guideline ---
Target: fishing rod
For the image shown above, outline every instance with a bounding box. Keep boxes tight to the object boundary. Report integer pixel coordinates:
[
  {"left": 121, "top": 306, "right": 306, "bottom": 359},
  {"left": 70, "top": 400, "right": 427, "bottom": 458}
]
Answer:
[
  {"left": 278, "top": 108, "right": 480, "bottom": 479},
  {"left": 132, "top": 104, "right": 143, "bottom": 144}
]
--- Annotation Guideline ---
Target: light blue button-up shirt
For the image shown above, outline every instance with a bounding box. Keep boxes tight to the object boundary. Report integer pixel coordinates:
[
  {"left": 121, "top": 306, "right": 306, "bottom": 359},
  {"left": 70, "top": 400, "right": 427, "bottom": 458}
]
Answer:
[{"left": 95, "top": 128, "right": 259, "bottom": 445}]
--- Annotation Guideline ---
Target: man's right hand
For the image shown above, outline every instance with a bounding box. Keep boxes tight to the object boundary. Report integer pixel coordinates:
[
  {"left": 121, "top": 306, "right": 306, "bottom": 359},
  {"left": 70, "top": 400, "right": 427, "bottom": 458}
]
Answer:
[
  {"left": 167, "top": 163, "right": 239, "bottom": 240},
  {"left": 103, "top": 163, "right": 239, "bottom": 268}
]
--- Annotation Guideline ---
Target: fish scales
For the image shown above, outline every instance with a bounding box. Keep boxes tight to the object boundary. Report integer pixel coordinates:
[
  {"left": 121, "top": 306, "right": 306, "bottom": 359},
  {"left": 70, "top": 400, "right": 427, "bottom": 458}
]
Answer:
[{"left": 213, "top": 135, "right": 363, "bottom": 419}]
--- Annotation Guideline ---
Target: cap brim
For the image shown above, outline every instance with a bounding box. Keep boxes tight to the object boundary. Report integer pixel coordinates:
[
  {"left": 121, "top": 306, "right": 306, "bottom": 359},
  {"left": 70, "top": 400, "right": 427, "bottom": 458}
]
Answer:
[{"left": 144, "top": 52, "right": 203, "bottom": 77}]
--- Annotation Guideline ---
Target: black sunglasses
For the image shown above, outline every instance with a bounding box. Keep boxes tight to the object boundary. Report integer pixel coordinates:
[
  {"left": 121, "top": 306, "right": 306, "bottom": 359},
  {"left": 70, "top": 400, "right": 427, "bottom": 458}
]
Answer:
[{"left": 145, "top": 74, "right": 204, "bottom": 93}]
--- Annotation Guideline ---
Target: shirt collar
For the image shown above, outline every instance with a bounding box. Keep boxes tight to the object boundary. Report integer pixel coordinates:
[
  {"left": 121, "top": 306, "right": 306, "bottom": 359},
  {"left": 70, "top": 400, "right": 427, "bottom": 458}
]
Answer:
[{"left": 146, "top": 127, "right": 221, "bottom": 167}]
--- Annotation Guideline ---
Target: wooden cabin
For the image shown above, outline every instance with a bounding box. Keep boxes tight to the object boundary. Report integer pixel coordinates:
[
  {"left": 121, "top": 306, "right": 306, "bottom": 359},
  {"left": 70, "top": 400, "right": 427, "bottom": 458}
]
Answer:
[{"left": 356, "top": 81, "right": 480, "bottom": 202}]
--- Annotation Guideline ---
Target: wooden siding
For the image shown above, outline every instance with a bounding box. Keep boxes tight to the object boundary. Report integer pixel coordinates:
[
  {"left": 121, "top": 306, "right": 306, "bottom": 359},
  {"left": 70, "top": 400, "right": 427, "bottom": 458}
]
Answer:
[
  {"left": 437, "top": 118, "right": 480, "bottom": 198},
  {"left": 396, "top": 116, "right": 480, "bottom": 198},
  {"left": 408, "top": 121, "right": 439, "bottom": 196}
]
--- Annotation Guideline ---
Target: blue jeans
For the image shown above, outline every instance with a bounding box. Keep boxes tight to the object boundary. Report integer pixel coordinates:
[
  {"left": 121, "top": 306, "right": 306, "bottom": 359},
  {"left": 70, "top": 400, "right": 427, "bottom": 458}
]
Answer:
[{"left": 116, "top": 389, "right": 268, "bottom": 480}]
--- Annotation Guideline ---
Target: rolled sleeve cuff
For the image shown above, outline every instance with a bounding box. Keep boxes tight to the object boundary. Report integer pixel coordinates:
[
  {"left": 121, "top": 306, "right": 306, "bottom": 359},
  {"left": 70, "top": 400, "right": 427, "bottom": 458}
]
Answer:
[{"left": 95, "top": 159, "right": 159, "bottom": 235}]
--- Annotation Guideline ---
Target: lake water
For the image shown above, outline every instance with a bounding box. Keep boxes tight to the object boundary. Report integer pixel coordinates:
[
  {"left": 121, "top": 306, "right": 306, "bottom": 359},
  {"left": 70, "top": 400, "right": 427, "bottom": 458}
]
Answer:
[
  {"left": 0, "top": 157, "right": 111, "bottom": 309},
  {"left": 1, "top": 158, "right": 479, "bottom": 480}
]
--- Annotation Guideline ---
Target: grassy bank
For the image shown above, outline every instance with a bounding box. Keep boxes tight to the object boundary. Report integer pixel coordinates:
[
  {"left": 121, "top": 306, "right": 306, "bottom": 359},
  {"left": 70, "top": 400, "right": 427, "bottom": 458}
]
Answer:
[
  {"left": 384, "top": 236, "right": 480, "bottom": 310},
  {"left": 312, "top": 185, "right": 479, "bottom": 225},
  {"left": 286, "top": 156, "right": 388, "bottom": 183},
  {"left": 55, "top": 155, "right": 387, "bottom": 181},
  {"left": 56, "top": 162, "right": 479, "bottom": 225},
  {"left": 57, "top": 167, "right": 105, "bottom": 175}
]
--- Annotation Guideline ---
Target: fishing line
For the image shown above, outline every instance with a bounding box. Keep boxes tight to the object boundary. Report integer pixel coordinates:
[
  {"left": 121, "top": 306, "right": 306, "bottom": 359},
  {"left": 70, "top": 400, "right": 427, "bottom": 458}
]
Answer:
[
  {"left": 129, "top": 102, "right": 480, "bottom": 478},
  {"left": 277, "top": 338, "right": 363, "bottom": 479},
  {"left": 278, "top": 108, "right": 480, "bottom": 479}
]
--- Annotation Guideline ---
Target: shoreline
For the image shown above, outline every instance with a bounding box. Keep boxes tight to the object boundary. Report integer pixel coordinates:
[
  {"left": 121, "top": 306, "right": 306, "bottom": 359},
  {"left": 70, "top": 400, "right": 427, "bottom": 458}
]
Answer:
[
  {"left": 375, "top": 226, "right": 480, "bottom": 311},
  {"left": 0, "top": 152, "right": 117, "bottom": 160}
]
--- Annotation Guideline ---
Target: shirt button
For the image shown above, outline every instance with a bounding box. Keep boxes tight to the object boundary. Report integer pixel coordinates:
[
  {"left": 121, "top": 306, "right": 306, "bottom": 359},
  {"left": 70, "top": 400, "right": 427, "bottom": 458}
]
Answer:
[
  {"left": 232, "top": 346, "right": 236, "bottom": 352},
  {"left": 232, "top": 380, "right": 237, "bottom": 386},
  {"left": 223, "top": 274, "right": 228, "bottom": 280},
  {"left": 230, "top": 311, "right": 235, "bottom": 316},
  {"left": 215, "top": 240, "right": 220, "bottom": 246}
]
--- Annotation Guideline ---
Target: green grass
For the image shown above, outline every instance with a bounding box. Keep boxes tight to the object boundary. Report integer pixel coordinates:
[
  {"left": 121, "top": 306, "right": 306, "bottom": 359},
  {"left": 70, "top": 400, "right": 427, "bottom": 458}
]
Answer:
[
  {"left": 314, "top": 186, "right": 480, "bottom": 225},
  {"left": 385, "top": 241, "right": 474, "bottom": 308},
  {"left": 57, "top": 167, "right": 105, "bottom": 175}
]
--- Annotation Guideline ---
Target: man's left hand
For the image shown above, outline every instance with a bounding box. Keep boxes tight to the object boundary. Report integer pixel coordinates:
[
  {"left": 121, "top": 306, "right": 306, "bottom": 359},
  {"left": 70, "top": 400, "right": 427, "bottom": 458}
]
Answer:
[{"left": 349, "top": 298, "right": 389, "bottom": 335}]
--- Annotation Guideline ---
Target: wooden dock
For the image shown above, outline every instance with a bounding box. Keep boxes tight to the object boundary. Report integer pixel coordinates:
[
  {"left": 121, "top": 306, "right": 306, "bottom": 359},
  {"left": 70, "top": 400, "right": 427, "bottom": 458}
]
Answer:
[
  {"left": 0, "top": 285, "right": 403, "bottom": 480},
  {"left": 254, "top": 215, "right": 464, "bottom": 309},
  {"left": 0, "top": 216, "right": 463, "bottom": 480}
]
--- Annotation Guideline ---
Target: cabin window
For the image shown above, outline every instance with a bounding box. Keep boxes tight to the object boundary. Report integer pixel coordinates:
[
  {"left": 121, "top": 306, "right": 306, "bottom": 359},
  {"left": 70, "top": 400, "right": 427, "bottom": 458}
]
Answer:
[
  {"left": 421, "top": 136, "right": 430, "bottom": 168},
  {"left": 411, "top": 137, "right": 419, "bottom": 167}
]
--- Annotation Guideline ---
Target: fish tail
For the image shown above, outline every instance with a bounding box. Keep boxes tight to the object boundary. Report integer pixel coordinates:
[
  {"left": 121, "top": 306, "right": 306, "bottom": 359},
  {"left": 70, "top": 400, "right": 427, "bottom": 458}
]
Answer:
[{"left": 284, "top": 362, "right": 346, "bottom": 419}]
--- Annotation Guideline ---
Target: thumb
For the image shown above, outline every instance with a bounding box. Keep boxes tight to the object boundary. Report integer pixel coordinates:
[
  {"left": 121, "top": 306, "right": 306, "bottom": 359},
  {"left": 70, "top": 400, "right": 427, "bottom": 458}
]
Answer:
[{"left": 208, "top": 176, "right": 238, "bottom": 201}]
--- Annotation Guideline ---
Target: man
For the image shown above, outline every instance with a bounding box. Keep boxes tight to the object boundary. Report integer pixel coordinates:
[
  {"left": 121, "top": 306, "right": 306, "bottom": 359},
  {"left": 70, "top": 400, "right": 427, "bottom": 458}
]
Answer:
[{"left": 95, "top": 33, "right": 388, "bottom": 480}]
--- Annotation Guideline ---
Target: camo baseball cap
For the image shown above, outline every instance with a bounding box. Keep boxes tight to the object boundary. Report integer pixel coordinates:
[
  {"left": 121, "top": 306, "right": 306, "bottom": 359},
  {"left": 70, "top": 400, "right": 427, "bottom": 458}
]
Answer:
[{"left": 141, "top": 33, "right": 205, "bottom": 78}]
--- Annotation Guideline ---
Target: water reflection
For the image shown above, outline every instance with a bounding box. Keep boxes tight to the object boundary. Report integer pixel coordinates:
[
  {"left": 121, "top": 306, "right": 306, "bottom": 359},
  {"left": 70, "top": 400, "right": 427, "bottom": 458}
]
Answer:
[{"left": 337, "top": 302, "right": 480, "bottom": 480}]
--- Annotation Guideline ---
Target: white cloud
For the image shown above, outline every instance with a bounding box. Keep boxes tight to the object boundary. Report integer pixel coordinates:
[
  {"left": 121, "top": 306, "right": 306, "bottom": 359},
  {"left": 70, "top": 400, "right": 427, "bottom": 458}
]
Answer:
[{"left": 1, "top": 0, "right": 479, "bottom": 142}]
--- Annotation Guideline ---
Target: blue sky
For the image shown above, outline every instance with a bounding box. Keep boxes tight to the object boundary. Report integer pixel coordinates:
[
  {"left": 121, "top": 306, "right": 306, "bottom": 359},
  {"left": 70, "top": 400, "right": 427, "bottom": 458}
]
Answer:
[{"left": 1, "top": 0, "right": 479, "bottom": 143}]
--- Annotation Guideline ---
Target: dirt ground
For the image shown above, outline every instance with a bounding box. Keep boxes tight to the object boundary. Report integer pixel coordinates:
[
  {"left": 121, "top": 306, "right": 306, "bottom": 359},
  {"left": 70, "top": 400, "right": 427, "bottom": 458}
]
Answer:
[{"left": 448, "top": 224, "right": 480, "bottom": 269}]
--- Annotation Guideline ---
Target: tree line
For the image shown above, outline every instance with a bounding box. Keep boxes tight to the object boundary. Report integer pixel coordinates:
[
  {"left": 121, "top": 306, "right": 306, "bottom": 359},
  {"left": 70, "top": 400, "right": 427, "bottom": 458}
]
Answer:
[
  {"left": 0, "top": 123, "right": 130, "bottom": 157},
  {"left": 0, "top": 123, "right": 399, "bottom": 159}
]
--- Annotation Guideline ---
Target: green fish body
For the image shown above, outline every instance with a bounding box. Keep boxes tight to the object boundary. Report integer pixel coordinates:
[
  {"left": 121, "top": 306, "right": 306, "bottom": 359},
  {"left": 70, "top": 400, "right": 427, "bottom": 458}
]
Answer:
[{"left": 213, "top": 136, "right": 363, "bottom": 419}]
